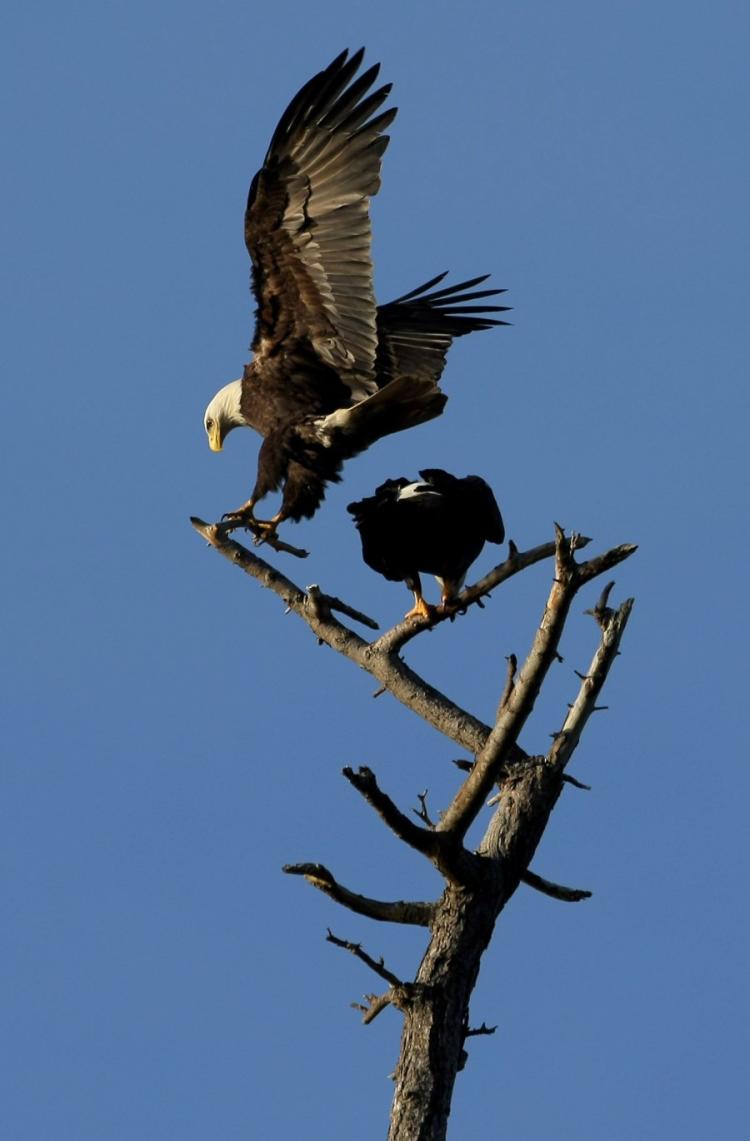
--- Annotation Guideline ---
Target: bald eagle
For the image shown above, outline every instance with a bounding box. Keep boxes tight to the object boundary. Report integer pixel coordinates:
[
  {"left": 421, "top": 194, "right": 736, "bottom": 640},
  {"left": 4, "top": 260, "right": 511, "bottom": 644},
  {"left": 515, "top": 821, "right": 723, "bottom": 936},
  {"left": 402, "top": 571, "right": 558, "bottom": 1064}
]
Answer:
[
  {"left": 203, "top": 48, "right": 508, "bottom": 539},
  {"left": 347, "top": 469, "right": 505, "bottom": 619}
]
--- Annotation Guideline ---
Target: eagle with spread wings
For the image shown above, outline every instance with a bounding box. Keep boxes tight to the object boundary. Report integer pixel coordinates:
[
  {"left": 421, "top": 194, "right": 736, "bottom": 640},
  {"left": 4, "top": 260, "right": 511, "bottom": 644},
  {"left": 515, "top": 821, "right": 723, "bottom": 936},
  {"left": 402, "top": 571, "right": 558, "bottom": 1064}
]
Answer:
[{"left": 203, "top": 48, "right": 508, "bottom": 540}]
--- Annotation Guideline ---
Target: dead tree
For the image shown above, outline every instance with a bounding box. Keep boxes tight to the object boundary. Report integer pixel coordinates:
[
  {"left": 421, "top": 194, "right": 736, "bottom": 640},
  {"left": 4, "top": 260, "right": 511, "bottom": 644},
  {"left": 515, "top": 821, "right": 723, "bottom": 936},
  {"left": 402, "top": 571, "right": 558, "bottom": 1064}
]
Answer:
[{"left": 191, "top": 517, "right": 635, "bottom": 1141}]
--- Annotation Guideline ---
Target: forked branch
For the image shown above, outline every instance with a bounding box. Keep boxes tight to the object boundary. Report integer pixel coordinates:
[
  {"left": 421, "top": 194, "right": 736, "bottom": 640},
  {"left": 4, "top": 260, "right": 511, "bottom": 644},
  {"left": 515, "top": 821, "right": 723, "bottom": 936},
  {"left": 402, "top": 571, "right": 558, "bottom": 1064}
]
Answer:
[
  {"left": 343, "top": 766, "right": 477, "bottom": 885},
  {"left": 438, "top": 530, "right": 635, "bottom": 840},
  {"left": 190, "top": 518, "right": 634, "bottom": 764}
]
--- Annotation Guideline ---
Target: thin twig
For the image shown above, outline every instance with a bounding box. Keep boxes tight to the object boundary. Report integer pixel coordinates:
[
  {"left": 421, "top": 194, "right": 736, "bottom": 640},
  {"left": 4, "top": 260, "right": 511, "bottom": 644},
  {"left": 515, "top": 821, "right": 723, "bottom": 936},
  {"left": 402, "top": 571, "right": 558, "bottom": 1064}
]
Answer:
[
  {"left": 496, "top": 654, "right": 517, "bottom": 719},
  {"left": 413, "top": 790, "right": 436, "bottom": 829},
  {"left": 326, "top": 930, "right": 403, "bottom": 988},
  {"left": 310, "top": 588, "right": 379, "bottom": 631}
]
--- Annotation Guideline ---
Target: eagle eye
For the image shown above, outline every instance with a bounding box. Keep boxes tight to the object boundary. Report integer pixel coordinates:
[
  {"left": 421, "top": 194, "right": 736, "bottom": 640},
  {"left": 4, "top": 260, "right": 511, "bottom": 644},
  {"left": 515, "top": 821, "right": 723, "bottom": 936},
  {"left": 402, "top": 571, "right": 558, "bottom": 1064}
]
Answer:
[{"left": 206, "top": 418, "right": 213, "bottom": 431}]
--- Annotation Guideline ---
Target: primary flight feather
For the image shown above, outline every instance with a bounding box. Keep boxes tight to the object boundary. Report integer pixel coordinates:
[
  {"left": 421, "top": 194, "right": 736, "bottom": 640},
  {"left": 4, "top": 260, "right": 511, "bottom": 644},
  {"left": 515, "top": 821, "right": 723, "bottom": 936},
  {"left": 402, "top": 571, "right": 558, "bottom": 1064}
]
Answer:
[{"left": 203, "top": 48, "right": 509, "bottom": 540}]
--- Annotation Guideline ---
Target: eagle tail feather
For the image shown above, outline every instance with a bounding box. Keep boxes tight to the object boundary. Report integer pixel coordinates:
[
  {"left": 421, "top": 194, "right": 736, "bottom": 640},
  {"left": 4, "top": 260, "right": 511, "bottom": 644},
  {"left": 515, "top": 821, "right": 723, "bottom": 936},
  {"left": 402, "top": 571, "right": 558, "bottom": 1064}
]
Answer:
[{"left": 315, "top": 376, "right": 447, "bottom": 456}]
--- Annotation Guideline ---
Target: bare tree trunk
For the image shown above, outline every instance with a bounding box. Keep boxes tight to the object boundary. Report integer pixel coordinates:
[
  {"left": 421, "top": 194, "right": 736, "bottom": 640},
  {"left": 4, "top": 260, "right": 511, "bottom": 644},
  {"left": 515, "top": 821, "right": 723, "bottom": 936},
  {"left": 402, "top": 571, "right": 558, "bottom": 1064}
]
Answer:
[
  {"left": 389, "top": 752, "right": 568, "bottom": 1138},
  {"left": 390, "top": 882, "right": 502, "bottom": 1140},
  {"left": 191, "top": 518, "right": 635, "bottom": 1140}
]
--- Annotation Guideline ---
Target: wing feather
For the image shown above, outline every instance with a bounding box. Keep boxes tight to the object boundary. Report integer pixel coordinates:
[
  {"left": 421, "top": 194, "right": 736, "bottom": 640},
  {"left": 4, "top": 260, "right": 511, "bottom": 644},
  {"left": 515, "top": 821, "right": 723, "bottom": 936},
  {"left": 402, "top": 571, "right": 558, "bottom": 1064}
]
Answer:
[
  {"left": 374, "top": 274, "right": 511, "bottom": 389},
  {"left": 246, "top": 50, "right": 395, "bottom": 401}
]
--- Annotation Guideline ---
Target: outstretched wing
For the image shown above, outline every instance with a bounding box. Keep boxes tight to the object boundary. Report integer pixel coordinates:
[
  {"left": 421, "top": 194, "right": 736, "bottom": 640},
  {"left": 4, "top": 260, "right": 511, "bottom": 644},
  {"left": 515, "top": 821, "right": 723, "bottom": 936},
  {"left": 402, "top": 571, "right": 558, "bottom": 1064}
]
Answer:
[
  {"left": 374, "top": 273, "right": 510, "bottom": 389},
  {"left": 246, "top": 49, "right": 396, "bottom": 402}
]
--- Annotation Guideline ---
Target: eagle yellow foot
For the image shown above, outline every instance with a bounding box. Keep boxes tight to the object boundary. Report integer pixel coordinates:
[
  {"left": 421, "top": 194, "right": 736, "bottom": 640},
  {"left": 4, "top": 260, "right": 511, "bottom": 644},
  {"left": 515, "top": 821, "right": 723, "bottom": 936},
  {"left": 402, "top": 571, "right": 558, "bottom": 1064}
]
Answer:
[
  {"left": 404, "top": 595, "right": 437, "bottom": 622},
  {"left": 221, "top": 506, "right": 286, "bottom": 547}
]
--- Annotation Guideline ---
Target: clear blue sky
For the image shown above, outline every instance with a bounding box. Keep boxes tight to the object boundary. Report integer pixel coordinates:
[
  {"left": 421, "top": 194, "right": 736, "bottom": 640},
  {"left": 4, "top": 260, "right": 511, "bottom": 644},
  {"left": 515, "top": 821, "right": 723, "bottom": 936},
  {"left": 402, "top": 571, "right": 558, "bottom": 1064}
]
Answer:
[{"left": 3, "top": 2, "right": 748, "bottom": 1138}]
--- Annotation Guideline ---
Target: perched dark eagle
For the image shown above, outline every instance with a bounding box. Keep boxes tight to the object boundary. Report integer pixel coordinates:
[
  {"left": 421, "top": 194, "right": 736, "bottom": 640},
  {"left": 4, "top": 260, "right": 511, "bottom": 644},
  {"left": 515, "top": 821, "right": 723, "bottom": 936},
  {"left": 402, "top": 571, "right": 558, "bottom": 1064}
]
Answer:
[
  {"left": 347, "top": 469, "right": 505, "bottom": 619},
  {"left": 203, "top": 48, "right": 508, "bottom": 538}
]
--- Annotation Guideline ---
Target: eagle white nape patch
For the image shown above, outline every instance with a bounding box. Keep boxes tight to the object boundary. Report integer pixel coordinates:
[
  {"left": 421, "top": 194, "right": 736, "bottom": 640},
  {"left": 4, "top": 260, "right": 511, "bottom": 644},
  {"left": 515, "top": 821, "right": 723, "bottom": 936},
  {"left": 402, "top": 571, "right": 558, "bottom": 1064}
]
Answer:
[{"left": 396, "top": 482, "right": 442, "bottom": 501}]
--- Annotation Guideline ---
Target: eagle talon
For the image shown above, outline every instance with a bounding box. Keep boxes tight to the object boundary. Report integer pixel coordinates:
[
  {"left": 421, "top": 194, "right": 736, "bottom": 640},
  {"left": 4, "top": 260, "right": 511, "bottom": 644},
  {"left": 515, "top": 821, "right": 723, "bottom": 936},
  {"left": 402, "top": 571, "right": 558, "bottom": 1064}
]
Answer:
[
  {"left": 251, "top": 524, "right": 279, "bottom": 546},
  {"left": 439, "top": 601, "right": 466, "bottom": 623},
  {"left": 220, "top": 504, "right": 257, "bottom": 531},
  {"left": 404, "top": 597, "right": 437, "bottom": 623}
]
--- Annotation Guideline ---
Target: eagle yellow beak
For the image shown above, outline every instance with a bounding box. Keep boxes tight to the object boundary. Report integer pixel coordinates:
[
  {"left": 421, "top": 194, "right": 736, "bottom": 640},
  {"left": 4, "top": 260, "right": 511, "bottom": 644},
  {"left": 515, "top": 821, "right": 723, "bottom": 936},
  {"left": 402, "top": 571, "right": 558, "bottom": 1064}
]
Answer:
[{"left": 208, "top": 424, "right": 223, "bottom": 452}]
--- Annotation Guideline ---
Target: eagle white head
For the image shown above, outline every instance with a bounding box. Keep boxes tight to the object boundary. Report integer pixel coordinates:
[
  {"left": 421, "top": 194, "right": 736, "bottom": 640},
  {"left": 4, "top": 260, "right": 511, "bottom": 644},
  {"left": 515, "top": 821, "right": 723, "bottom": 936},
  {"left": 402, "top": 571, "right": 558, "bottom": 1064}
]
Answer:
[{"left": 203, "top": 379, "right": 245, "bottom": 452}]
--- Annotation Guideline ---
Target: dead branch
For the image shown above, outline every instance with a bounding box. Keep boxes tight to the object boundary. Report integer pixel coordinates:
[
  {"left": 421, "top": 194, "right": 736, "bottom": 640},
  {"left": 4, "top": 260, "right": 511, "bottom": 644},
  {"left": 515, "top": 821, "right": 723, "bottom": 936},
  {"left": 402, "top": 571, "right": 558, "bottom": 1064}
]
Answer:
[
  {"left": 521, "top": 869, "right": 592, "bottom": 902},
  {"left": 548, "top": 598, "right": 634, "bottom": 772},
  {"left": 496, "top": 654, "right": 517, "bottom": 719},
  {"left": 305, "top": 584, "right": 379, "bottom": 630},
  {"left": 319, "top": 591, "right": 380, "bottom": 630},
  {"left": 578, "top": 546, "right": 638, "bottom": 585},
  {"left": 326, "top": 929, "right": 404, "bottom": 989},
  {"left": 452, "top": 759, "right": 474, "bottom": 773},
  {"left": 190, "top": 519, "right": 632, "bottom": 768},
  {"left": 585, "top": 579, "right": 615, "bottom": 621},
  {"left": 438, "top": 531, "right": 585, "bottom": 840},
  {"left": 190, "top": 517, "right": 493, "bottom": 753},
  {"left": 438, "top": 531, "right": 636, "bottom": 841},
  {"left": 283, "top": 863, "right": 433, "bottom": 926},
  {"left": 464, "top": 1021, "right": 497, "bottom": 1039},
  {"left": 370, "top": 534, "right": 592, "bottom": 657},
  {"left": 352, "top": 992, "right": 395, "bottom": 1025},
  {"left": 562, "top": 773, "right": 592, "bottom": 790},
  {"left": 343, "top": 766, "right": 477, "bottom": 886},
  {"left": 413, "top": 790, "right": 436, "bottom": 829},
  {"left": 343, "top": 767, "right": 438, "bottom": 856}
]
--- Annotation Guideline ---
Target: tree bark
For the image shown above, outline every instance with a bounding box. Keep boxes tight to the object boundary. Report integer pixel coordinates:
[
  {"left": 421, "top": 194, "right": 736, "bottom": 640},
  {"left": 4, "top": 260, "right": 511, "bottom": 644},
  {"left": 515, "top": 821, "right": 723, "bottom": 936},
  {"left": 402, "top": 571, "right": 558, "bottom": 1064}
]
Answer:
[{"left": 389, "top": 759, "right": 562, "bottom": 1140}]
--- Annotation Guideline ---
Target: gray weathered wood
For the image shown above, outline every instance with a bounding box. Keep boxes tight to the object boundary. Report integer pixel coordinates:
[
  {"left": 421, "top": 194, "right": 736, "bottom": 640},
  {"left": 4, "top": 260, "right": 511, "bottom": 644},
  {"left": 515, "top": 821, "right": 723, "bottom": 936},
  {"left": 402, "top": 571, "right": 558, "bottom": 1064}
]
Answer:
[{"left": 191, "top": 517, "right": 635, "bottom": 1140}]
